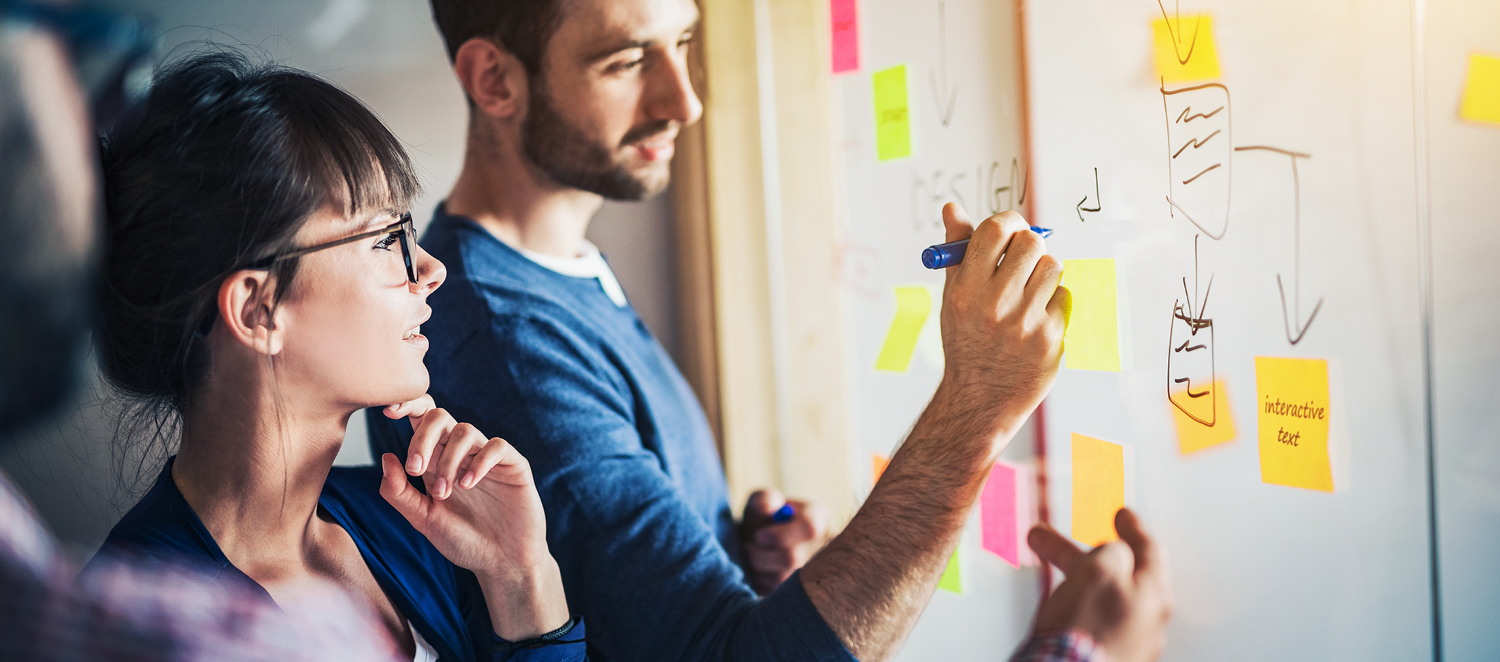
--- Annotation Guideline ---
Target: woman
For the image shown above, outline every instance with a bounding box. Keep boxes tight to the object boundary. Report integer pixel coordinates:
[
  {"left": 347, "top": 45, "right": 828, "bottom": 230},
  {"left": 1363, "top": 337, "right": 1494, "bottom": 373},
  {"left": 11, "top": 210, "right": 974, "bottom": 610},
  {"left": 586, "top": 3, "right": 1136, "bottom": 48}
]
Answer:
[{"left": 88, "top": 51, "right": 584, "bottom": 662}]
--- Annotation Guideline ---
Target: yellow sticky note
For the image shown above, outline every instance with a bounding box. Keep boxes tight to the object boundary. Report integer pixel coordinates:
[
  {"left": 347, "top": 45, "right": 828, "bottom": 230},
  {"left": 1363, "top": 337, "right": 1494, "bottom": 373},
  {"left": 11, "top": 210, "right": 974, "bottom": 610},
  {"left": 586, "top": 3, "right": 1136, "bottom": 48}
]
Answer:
[
  {"left": 872, "top": 65, "right": 912, "bottom": 160},
  {"left": 1151, "top": 14, "right": 1221, "bottom": 83},
  {"left": 875, "top": 286, "right": 931, "bottom": 372},
  {"left": 1061, "top": 259, "right": 1122, "bottom": 372},
  {"left": 1171, "top": 379, "right": 1237, "bottom": 454},
  {"left": 872, "top": 453, "right": 890, "bottom": 485},
  {"left": 937, "top": 549, "right": 962, "bottom": 593},
  {"left": 1460, "top": 53, "right": 1500, "bottom": 126},
  {"left": 1256, "top": 357, "right": 1333, "bottom": 492},
  {"left": 1071, "top": 434, "right": 1124, "bottom": 547}
]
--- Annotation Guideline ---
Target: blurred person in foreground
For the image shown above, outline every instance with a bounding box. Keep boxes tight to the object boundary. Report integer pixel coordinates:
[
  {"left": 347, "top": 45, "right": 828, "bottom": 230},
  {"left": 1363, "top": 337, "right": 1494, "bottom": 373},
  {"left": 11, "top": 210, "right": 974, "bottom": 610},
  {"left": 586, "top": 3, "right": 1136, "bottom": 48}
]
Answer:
[{"left": 0, "top": 3, "right": 401, "bottom": 660}]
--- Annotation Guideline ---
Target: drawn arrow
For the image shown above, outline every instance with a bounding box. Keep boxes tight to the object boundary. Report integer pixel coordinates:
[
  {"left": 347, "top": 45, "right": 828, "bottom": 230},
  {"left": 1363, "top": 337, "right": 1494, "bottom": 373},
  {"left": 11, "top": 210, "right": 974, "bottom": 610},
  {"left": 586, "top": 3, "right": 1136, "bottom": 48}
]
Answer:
[
  {"left": 1235, "top": 145, "right": 1322, "bottom": 345},
  {"left": 1075, "top": 167, "right": 1101, "bottom": 222},
  {"left": 928, "top": 1, "right": 958, "bottom": 127},
  {"left": 1156, "top": 0, "right": 1202, "bottom": 65}
]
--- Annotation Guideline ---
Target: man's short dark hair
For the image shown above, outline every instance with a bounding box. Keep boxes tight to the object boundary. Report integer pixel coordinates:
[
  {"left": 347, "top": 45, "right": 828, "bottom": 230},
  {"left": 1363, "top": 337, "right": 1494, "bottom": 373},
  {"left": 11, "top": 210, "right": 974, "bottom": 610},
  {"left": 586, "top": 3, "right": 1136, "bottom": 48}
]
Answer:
[{"left": 430, "top": 0, "right": 568, "bottom": 74}]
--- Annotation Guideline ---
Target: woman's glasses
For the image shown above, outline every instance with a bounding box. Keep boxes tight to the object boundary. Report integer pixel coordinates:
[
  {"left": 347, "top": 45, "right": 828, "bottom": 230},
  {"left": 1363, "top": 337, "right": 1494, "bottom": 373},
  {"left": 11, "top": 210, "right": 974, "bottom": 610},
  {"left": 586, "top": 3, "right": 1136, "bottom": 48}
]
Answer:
[{"left": 251, "top": 213, "right": 419, "bottom": 285}]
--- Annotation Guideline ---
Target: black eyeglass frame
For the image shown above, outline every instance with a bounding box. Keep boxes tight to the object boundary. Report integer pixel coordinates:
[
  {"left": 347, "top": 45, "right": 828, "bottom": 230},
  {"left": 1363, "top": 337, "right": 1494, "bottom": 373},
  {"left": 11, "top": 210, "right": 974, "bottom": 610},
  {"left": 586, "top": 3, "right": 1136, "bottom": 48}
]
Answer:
[{"left": 249, "top": 213, "right": 418, "bottom": 285}]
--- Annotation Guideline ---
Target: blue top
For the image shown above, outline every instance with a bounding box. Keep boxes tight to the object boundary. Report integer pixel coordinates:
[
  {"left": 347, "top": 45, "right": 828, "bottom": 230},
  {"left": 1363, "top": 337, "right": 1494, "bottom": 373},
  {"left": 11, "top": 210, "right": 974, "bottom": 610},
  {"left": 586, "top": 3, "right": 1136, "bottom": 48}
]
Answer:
[
  {"left": 90, "top": 458, "right": 587, "bottom": 662},
  {"left": 368, "top": 206, "right": 854, "bottom": 662}
]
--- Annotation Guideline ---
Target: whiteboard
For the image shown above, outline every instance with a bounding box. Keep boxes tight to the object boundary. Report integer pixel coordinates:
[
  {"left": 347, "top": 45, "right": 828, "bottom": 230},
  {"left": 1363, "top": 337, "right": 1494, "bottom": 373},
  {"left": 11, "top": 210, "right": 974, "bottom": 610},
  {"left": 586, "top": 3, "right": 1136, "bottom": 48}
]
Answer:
[
  {"left": 832, "top": 0, "right": 1041, "bottom": 659},
  {"left": 1026, "top": 0, "right": 1433, "bottom": 658},
  {"left": 825, "top": 0, "right": 1500, "bottom": 659},
  {"left": 1424, "top": 0, "right": 1500, "bottom": 660}
]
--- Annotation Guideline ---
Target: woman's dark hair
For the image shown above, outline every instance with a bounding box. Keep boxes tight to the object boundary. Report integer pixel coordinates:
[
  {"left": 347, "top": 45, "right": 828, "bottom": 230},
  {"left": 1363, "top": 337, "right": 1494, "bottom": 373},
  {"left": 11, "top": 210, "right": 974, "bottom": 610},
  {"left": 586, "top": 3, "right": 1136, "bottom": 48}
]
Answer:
[{"left": 98, "top": 49, "right": 420, "bottom": 440}]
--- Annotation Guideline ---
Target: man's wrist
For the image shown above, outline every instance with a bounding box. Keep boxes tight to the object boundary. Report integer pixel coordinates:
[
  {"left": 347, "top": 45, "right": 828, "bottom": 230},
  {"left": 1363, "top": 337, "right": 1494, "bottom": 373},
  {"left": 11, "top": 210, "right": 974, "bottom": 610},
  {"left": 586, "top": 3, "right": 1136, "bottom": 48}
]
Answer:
[{"left": 926, "top": 377, "right": 1027, "bottom": 453}]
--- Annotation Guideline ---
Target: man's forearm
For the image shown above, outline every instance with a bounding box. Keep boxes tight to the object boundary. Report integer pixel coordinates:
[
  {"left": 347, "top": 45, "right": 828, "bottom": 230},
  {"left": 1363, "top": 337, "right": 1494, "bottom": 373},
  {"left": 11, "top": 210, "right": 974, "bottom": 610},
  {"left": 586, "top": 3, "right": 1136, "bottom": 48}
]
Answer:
[{"left": 799, "top": 379, "right": 1025, "bottom": 661}]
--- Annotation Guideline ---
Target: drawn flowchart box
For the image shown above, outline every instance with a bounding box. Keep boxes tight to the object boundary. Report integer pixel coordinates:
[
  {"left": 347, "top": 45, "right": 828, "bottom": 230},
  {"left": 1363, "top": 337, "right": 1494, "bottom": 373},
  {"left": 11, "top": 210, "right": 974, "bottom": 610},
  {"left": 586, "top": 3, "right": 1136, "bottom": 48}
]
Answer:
[{"left": 1162, "top": 83, "right": 1232, "bottom": 239}]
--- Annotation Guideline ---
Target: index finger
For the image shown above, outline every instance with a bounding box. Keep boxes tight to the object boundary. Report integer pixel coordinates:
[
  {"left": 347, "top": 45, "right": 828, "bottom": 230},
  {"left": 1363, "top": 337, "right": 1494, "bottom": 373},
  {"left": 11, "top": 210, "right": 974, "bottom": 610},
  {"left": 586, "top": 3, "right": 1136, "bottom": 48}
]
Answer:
[
  {"left": 385, "top": 393, "right": 436, "bottom": 420},
  {"left": 755, "top": 501, "right": 828, "bottom": 547},
  {"left": 1027, "top": 523, "right": 1085, "bottom": 571},
  {"left": 940, "top": 203, "right": 975, "bottom": 292},
  {"left": 1114, "top": 508, "right": 1163, "bottom": 578}
]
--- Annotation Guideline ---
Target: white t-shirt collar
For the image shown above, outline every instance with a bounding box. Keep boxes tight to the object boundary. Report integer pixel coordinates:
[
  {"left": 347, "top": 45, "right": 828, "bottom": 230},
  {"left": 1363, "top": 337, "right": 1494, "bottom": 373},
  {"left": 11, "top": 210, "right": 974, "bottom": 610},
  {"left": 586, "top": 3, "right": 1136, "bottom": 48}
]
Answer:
[{"left": 517, "top": 240, "right": 629, "bottom": 308}]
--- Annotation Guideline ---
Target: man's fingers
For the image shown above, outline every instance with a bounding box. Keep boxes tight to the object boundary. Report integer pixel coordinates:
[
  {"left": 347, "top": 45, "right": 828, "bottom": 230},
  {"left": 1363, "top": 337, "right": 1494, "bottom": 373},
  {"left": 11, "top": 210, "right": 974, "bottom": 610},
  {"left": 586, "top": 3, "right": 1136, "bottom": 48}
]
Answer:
[
  {"left": 1047, "top": 284, "right": 1072, "bottom": 331},
  {"left": 1025, "top": 254, "right": 1064, "bottom": 312},
  {"left": 746, "top": 544, "right": 800, "bottom": 573},
  {"left": 744, "top": 488, "right": 786, "bottom": 520},
  {"left": 993, "top": 221, "right": 1045, "bottom": 290},
  {"left": 941, "top": 201, "right": 975, "bottom": 243},
  {"left": 958, "top": 211, "right": 1028, "bottom": 282},
  {"left": 1027, "top": 524, "right": 1085, "bottom": 570},
  {"left": 431, "top": 422, "right": 485, "bottom": 499},
  {"left": 754, "top": 501, "right": 827, "bottom": 547},
  {"left": 379, "top": 453, "right": 429, "bottom": 526},
  {"left": 405, "top": 407, "right": 457, "bottom": 476},
  {"left": 384, "top": 393, "right": 436, "bottom": 420},
  {"left": 1115, "top": 508, "right": 1167, "bottom": 580}
]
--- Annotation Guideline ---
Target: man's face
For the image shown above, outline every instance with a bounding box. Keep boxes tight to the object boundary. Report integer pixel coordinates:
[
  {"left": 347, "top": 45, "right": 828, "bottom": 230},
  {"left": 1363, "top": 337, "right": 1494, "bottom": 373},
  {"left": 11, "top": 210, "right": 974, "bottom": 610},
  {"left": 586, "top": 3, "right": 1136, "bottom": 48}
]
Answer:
[{"left": 521, "top": 0, "right": 702, "bottom": 201}]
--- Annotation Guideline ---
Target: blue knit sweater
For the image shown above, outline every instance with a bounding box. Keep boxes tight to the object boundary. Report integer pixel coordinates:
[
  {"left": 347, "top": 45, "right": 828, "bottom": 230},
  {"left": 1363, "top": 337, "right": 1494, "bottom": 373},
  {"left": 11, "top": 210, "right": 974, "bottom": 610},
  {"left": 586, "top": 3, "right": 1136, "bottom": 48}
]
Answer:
[{"left": 368, "top": 206, "right": 852, "bottom": 662}]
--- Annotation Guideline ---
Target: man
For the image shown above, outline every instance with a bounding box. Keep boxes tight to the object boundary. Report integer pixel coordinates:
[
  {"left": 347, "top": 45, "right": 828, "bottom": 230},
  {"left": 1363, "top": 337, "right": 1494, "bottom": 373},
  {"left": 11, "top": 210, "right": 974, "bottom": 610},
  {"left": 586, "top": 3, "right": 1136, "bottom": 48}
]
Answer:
[
  {"left": 0, "top": 2, "right": 401, "bottom": 659},
  {"left": 369, "top": 1, "right": 1172, "bottom": 660}
]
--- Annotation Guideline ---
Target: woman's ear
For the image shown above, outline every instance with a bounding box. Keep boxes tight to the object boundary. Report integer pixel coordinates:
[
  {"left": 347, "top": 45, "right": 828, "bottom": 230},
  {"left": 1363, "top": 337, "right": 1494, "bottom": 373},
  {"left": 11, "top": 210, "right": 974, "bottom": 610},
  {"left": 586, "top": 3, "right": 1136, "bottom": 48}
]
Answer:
[
  {"left": 216, "top": 270, "right": 285, "bottom": 356},
  {"left": 454, "top": 37, "right": 528, "bottom": 120}
]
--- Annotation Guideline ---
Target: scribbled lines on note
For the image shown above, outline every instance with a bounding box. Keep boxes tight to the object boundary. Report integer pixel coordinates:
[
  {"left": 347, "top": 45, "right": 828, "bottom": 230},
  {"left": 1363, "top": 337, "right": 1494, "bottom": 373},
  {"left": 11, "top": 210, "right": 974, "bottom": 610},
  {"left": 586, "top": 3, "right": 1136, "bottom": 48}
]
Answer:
[
  {"left": 1168, "top": 236, "right": 1217, "bottom": 427},
  {"left": 1162, "top": 82, "right": 1232, "bottom": 240}
]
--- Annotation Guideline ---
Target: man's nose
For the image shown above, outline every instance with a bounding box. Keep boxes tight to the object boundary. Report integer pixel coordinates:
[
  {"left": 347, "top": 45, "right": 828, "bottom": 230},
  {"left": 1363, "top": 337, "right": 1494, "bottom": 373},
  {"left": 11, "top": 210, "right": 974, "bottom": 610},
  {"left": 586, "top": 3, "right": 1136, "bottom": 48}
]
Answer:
[{"left": 647, "top": 50, "right": 702, "bottom": 126}]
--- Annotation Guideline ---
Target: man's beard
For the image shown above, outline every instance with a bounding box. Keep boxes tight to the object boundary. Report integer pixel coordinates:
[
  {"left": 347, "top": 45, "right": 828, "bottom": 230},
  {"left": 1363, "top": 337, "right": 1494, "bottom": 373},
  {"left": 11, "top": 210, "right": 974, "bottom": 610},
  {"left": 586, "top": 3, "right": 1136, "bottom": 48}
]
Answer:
[{"left": 521, "top": 82, "right": 673, "bottom": 201}]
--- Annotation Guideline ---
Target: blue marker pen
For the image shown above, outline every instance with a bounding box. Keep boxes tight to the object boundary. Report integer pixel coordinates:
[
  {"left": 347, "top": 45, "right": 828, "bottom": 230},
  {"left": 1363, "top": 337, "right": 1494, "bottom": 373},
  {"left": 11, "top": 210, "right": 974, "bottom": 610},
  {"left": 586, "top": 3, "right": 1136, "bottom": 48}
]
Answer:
[
  {"left": 921, "top": 226, "right": 1053, "bottom": 269},
  {"left": 772, "top": 503, "right": 795, "bottom": 523}
]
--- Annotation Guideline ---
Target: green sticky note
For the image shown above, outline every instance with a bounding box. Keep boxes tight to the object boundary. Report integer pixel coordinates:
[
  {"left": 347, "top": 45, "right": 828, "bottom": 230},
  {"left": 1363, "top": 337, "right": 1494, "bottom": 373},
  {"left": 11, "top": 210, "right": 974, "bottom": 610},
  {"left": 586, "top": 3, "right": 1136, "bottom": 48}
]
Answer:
[
  {"left": 872, "top": 65, "right": 911, "bottom": 160},
  {"left": 1061, "top": 259, "right": 1122, "bottom": 372},
  {"left": 874, "top": 286, "right": 931, "bottom": 372},
  {"left": 937, "top": 549, "right": 961, "bottom": 593}
]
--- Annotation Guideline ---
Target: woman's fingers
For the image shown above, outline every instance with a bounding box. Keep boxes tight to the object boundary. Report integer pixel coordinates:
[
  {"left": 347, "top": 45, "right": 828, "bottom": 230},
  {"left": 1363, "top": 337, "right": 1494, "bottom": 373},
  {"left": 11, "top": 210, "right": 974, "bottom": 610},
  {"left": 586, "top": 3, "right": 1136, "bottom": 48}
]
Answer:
[
  {"left": 458, "top": 437, "right": 531, "bottom": 490},
  {"left": 384, "top": 393, "right": 436, "bottom": 420},
  {"left": 379, "top": 453, "right": 430, "bottom": 527},
  {"left": 431, "top": 422, "right": 486, "bottom": 499},
  {"left": 406, "top": 406, "right": 458, "bottom": 476}
]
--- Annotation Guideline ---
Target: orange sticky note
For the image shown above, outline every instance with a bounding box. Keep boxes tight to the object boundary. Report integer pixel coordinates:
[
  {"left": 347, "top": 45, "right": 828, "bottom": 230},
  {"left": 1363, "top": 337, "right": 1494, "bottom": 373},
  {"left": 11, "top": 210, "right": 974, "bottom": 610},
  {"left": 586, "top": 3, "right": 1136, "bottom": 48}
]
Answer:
[
  {"left": 1256, "top": 357, "right": 1333, "bottom": 492},
  {"left": 1071, "top": 433, "right": 1124, "bottom": 547},
  {"left": 872, "top": 453, "right": 890, "bottom": 485},
  {"left": 1151, "top": 14, "right": 1221, "bottom": 83},
  {"left": 1460, "top": 52, "right": 1500, "bottom": 126},
  {"left": 1171, "top": 379, "right": 1237, "bottom": 454}
]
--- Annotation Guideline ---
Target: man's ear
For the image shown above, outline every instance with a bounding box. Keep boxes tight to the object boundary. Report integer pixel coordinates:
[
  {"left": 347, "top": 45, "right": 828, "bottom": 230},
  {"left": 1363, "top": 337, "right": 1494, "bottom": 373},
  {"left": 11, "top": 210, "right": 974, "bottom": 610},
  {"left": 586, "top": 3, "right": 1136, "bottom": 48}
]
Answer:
[
  {"left": 216, "top": 270, "right": 285, "bottom": 356},
  {"left": 454, "top": 37, "right": 528, "bottom": 120}
]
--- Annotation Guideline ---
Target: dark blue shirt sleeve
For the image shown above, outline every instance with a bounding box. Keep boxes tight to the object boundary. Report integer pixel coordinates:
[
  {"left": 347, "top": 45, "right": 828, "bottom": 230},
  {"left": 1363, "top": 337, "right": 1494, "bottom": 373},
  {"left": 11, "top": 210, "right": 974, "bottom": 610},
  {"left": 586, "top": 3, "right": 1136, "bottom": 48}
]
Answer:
[
  {"left": 400, "top": 313, "right": 854, "bottom": 662},
  {"left": 494, "top": 618, "right": 589, "bottom": 662}
]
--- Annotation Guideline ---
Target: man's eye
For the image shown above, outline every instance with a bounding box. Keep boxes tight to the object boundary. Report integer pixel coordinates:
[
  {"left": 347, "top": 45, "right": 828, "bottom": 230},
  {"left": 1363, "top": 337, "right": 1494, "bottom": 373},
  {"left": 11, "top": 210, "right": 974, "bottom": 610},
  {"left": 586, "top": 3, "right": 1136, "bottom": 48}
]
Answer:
[{"left": 374, "top": 233, "right": 400, "bottom": 250}]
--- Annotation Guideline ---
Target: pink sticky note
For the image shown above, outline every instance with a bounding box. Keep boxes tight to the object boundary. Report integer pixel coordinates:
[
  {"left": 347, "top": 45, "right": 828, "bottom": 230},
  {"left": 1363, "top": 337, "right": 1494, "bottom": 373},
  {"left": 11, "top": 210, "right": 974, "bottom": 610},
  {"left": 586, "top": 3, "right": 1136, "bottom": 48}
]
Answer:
[
  {"left": 981, "top": 461, "right": 1021, "bottom": 567},
  {"left": 830, "top": 0, "right": 859, "bottom": 73}
]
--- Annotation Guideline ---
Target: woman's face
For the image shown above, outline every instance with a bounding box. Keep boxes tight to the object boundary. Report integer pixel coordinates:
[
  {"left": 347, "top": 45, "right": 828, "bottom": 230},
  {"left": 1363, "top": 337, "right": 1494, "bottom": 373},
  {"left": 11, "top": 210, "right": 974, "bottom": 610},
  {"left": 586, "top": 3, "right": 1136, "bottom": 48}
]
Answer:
[{"left": 271, "top": 206, "right": 446, "bottom": 412}]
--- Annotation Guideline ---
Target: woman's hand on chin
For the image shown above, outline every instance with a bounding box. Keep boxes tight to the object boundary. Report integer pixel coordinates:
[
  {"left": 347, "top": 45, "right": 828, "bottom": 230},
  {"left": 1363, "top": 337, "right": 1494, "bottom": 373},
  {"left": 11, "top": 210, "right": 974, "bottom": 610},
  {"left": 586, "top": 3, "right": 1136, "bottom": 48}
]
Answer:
[{"left": 378, "top": 394, "right": 571, "bottom": 640}]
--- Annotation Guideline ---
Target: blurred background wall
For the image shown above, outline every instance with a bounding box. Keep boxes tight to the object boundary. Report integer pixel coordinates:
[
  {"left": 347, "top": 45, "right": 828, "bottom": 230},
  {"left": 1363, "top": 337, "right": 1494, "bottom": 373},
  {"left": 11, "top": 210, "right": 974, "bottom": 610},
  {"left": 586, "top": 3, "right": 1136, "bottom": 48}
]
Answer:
[{"left": 0, "top": 0, "right": 683, "bottom": 558}]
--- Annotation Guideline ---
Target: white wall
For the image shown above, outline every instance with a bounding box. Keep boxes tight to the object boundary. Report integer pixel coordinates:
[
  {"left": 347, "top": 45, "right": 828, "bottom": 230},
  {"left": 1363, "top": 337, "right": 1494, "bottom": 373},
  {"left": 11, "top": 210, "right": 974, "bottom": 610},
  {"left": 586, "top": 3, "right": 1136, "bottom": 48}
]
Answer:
[{"left": 0, "top": 0, "right": 682, "bottom": 555}]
